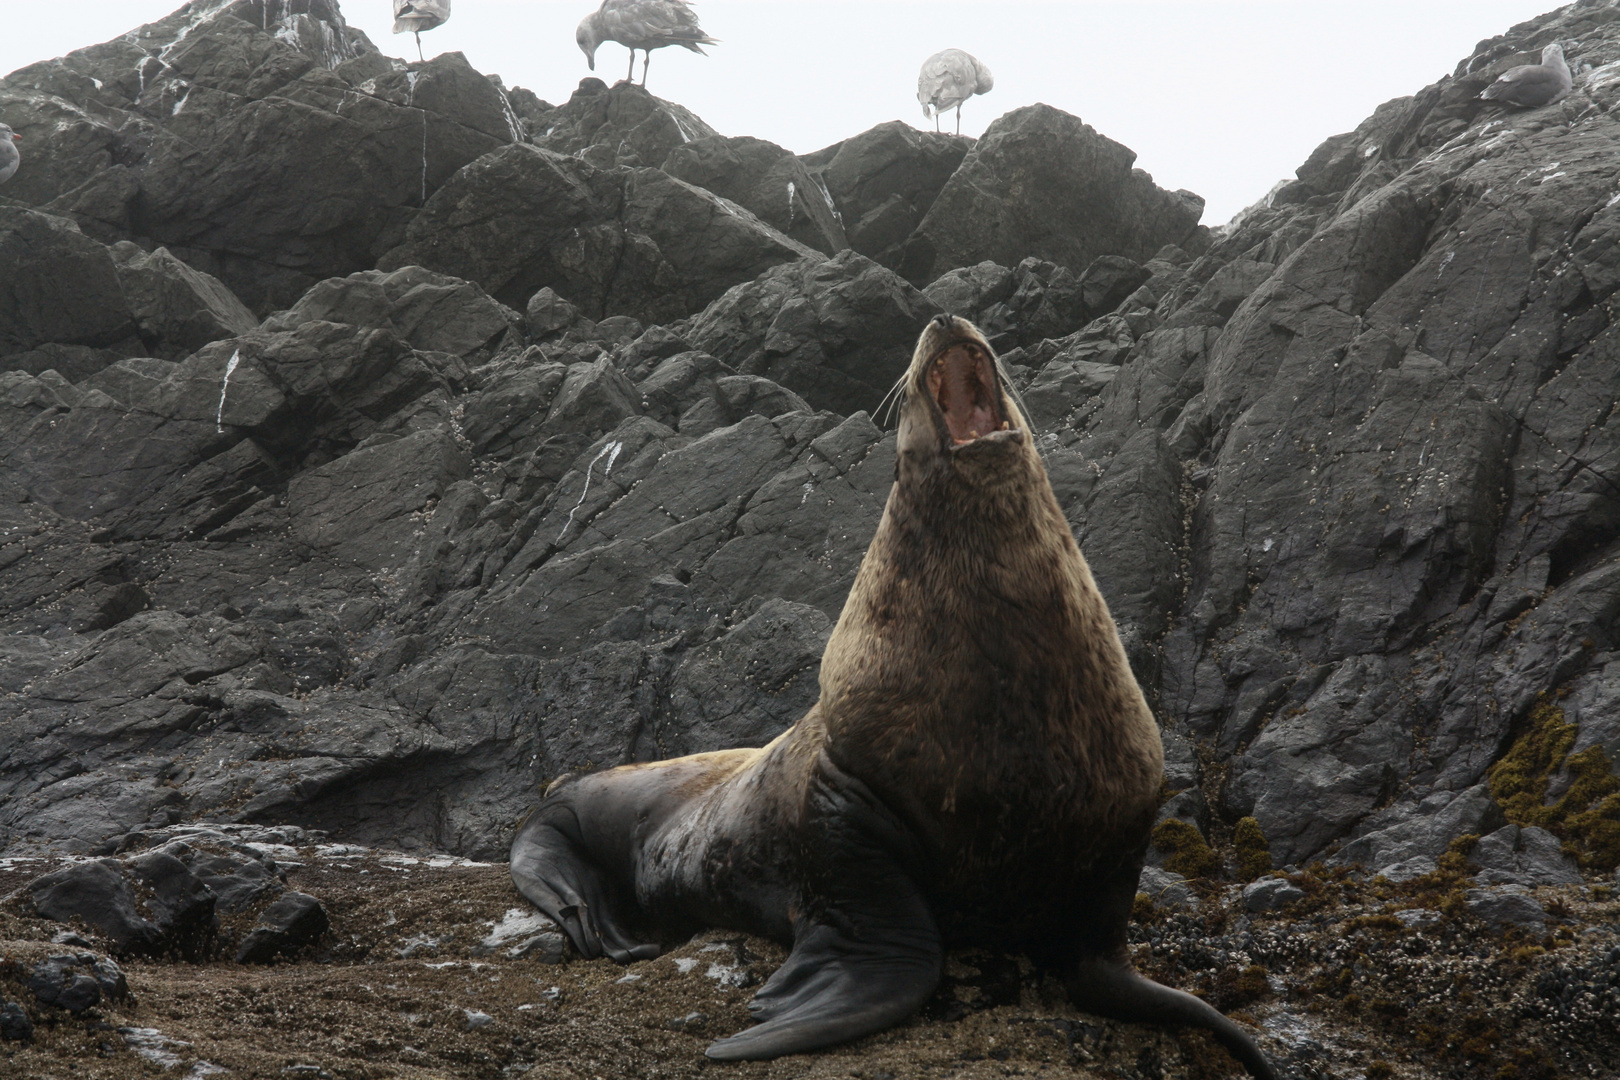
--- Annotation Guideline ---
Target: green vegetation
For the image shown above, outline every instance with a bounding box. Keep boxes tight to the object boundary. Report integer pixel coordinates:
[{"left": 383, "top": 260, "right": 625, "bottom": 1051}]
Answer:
[
  {"left": 1149, "top": 818, "right": 1220, "bottom": 878},
  {"left": 1233, "top": 816, "right": 1272, "bottom": 880},
  {"left": 1488, "top": 694, "right": 1620, "bottom": 870}
]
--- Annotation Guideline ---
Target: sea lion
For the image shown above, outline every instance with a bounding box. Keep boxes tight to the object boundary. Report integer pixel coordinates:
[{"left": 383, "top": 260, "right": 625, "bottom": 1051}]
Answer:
[{"left": 510, "top": 314, "right": 1278, "bottom": 1078}]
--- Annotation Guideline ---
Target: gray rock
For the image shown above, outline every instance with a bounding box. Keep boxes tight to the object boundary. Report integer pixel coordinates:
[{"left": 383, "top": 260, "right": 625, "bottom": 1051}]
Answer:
[
  {"left": 1136, "top": 867, "right": 1198, "bottom": 911},
  {"left": 533, "top": 79, "right": 717, "bottom": 169},
  {"left": 1463, "top": 886, "right": 1547, "bottom": 930},
  {"left": 664, "top": 135, "right": 848, "bottom": 256},
  {"left": 685, "top": 249, "right": 940, "bottom": 416},
  {"left": 462, "top": 1009, "right": 495, "bottom": 1030},
  {"left": 922, "top": 261, "right": 1015, "bottom": 317},
  {"left": 1242, "top": 877, "right": 1306, "bottom": 913},
  {"left": 0, "top": 1001, "right": 32, "bottom": 1041},
  {"left": 1395, "top": 908, "right": 1442, "bottom": 930},
  {"left": 1335, "top": 785, "right": 1506, "bottom": 872},
  {"left": 234, "top": 892, "right": 329, "bottom": 964},
  {"left": 378, "top": 143, "right": 818, "bottom": 323},
  {"left": 3, "top": 15, "right": 514, "bottom": 310},
  {"left": 899, "top": 104, "right": 1203, "bottom": 285},
  {"left": 811, "top": 121, "right": 970, "bottom": 270},
  {"left": 26, "top": 953, "right": 126, "bottom": 1014},
  {"left": 1472, "top": 825, "right": 1583, "bottom": 886},
  {"left": 262, "top": 266, "right": 521, "bottom": 362},
  {"left": 1376, "top": 858, "right": 1440, "bottom": 884}
]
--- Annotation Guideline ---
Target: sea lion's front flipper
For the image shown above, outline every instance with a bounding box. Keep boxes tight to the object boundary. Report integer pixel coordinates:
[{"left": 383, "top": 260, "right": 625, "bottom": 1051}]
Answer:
[
  {"left": 1066, "top": 959, "right": 1279, "bottom": 1080},
  {"left": 509, "top": 803, "right": 659, "bottom": 964},
  {"left": 705, "top": 891, "right": 941, "bottom": 1060},
  {"left": 707, "top": 752, "right": 942, "bottom": 1060}
]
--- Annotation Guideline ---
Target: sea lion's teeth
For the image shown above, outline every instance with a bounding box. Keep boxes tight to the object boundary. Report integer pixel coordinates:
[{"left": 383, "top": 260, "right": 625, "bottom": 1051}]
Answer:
[
  {"left": 1001, "top": 422, "right": 1009, "bottom": 431},
  {"left": 968, "top": 429, "right": 978, "bottom": 439}
]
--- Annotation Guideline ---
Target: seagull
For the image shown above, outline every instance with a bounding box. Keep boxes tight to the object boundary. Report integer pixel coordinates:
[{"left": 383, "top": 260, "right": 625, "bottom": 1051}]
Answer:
[
  {"left": 918, "top": 48, "right": 994, "bottom": 135},
  {"left": 1479, "top": 42, "right": 1573, "bottom": 108},
  {"left": 575, "top": 0, "right": 718, "bottom": 88},
  {"left": 0, "top": 123, "right": 19, "bottom": 185},
  {"left": 393, "top": 0, "right": 451, "bottom": 63}
]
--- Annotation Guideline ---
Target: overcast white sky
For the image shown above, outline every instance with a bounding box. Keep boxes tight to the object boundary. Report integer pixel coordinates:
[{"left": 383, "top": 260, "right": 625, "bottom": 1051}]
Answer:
[{"left": 1, "top": 1, "right": 1561, "bottom": 223}]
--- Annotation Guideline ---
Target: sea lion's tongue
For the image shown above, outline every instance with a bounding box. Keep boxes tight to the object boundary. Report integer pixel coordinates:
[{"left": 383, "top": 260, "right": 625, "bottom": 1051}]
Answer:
[{"left": 932, "top": 344, "right": 1001, "bottom": 445}]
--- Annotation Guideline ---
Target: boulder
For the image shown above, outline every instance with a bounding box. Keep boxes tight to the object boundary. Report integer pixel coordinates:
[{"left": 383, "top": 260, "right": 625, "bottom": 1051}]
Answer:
[
  {"left": 0, "top": 9, "right": 516, "bottom": 311},
  {"left": 26, "top": 954, "right": 127, "bottom": 1015},
  {"left": 0, "top": 207, "right": 141, "bottom": 363},
  {"left": 533, "top": 79, "right": 717, "bottom": 168},
  {"left": 685, "top": 249, "right": 940, "bottom": 415},
  {"left": 811, "top": 121, "right": 971, "bottom": 269},
  {"left": 1241, "top": 877, "right": 1306, "bottom": 913},
  {"left": 25, "top": 853, "right": 215, "bottom": 959},
  {"left": 898, "top": 104, "right": 1204, "bottom": 286},
  {"left": 664, "top": 135, "right": 848, "bottom": 256},
  {"left": 233, "top": 891, "right": 330, "bottom": 963},
  {"left": 378, "top": 144, "right": 818, "bottom": 322},
  {"left": 262, "top": 266, "right": 521, "bottom": 361}
]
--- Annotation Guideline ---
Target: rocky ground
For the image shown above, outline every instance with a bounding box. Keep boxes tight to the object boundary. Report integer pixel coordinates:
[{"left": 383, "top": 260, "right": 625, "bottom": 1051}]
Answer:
[
  {"left": 4, "top": 0, "right": 1620, "bottom": 1075},
  {"left": 1, "top": 829, "right": 1616, "bottom": 1080}
]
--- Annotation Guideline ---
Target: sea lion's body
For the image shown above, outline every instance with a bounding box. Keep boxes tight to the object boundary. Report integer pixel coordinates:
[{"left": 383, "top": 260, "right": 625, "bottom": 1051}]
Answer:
[{"left": 511, "top": 316, "right": 1276, "bottom": 1077}]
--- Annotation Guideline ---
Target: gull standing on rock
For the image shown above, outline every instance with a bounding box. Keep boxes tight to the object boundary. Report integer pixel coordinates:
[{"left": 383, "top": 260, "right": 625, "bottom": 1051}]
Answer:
[
  {"left": 1479, "top": 42, "right": 1573, "bottom": 108},
  {"left": 918, "top": 48, "right": 993, "bottom": 135},
  {"left": 0, "top": 123, "right": 19, "bottom": 185},
  {"left": 393, "top": 0, "right": 451, "bottom": 62},
  {"left": 576, "top": 0, "right": 718, "bottom": 88}
]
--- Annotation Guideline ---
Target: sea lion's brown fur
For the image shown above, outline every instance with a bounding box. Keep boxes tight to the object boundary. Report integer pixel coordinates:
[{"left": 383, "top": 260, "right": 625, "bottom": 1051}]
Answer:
[{"left": 511, "top": 315, "right": 1277, "bottom": 1077}]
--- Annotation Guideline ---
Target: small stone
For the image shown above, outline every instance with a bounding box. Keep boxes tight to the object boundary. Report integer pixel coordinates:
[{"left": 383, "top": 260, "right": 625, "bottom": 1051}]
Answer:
[
  {"left": 1242, "top": 876, "right": 1306, "bottom": 913},
  {"left": 1374, "top": 857, "right": 1438, "bottom": 884},
  {"left": 1464, "top": 886, "right": 1547, "bottom": 929},
  {"left": 462, "top": 1009, "right": 495, "bottom": 1030},
  {"left": 1395, "top": 908, "right": 1442, "bottom": 930},
  {"left": 1137, "top": 866, "right": 1198, "bottom": 911},
  {"left": 51, "top": 930, "right": 93, "bottom": 948},
  {"left": 506, "top": 932, "right": 567, "bottom": 964},
  {"left": 0, "top": 1002, "right": 34, "bottom": 1041},
  {"left": 28, "top": 956, "right": 104, "bottom": 1014},
  {"left": 664, "top": 1011, "right": 708, "bottom": 1032}
]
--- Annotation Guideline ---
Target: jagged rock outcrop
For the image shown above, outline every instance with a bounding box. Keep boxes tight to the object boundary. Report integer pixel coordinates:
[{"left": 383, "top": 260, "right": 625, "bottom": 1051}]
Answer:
[
  {"left": 898, "top": 104, "right": 1206, "bottom": 285},
  {"left": 377, "top": 142, "right": 819, "bottom": 322},
  {"left": 803, "top": 121, "right": 971, "bottom": 268},
  {"left": 2, "top": 0, "right": 1618, "bottom": 895},
  {"left": 664, "top": 135, "right": 849, "bottom": 256},
  {"left": 0, "top": 1, "right": 519, "bottom": 311}
]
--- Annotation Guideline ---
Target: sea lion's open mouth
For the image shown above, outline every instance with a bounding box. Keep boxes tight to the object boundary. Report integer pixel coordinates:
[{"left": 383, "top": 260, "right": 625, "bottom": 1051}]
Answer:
[{"left": 927, "top": 341, "right": 1007, "bottom": 446}]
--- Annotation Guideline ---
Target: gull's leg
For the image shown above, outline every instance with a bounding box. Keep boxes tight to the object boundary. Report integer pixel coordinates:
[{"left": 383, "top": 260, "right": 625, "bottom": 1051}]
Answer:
[
  {"left": 415, "top": 30, "right": 423, "bottom": 63},
  {"left": 627, "top": 48, "right": 636, "bottom": 83},
  {"left": 956, "top": 105, "right": 962, "bottom": 135},
  {"left": 642, "top": 50, "right": 651, "bottom": 87}
]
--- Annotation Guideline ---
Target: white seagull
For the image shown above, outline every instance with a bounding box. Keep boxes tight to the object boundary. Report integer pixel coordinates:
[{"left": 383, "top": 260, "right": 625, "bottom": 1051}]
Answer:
[
  {"left": 1479, "top": 42, "right": 1573, "bottom": 108},
  {"left": 393, "top": 0, "right": 451, "bottom": 62},
  {"left": 918, "top": 48, "right": 994, "bottom": 135},
  {"left": 0, "top": 123, "right": 19, "bottom": 185},
  {"left": 576, "top": 0, "right": 718, "bottom": 88}
]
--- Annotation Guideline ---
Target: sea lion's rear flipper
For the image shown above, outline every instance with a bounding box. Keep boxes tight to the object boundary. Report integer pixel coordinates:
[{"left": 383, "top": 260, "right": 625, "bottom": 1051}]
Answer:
[
  {"left": 706, "top": 753, "right": 942, "bottom": 1060},
  {"left": 1066, "top": 959, "right": 1279, "bottom": 1080},
  {"left": 509, "top": 804, "right": 659, "bottom": 964},
  {"left": 705, "top": 892, "right": 941, "bottom": 1060}
]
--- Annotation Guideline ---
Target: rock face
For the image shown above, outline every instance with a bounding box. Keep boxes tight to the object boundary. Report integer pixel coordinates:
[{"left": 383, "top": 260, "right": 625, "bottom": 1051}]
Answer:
[
  {"left": 898, "top": 104, "right": 1206, "bottom": 285},
  {"left": 0, "top": 1, "right": 517, "bottom": 311},
  {"left": 3, "top": 0, "right": 1620, "bottom": 893},
  {"left": 806, "top": 121, "right": 970, "bottom": 269}
]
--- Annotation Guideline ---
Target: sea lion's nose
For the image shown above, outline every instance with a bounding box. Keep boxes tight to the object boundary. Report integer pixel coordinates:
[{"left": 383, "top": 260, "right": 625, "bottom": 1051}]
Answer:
[{"left": 931, "top": 313, "right": 953, "bottom": 331}]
